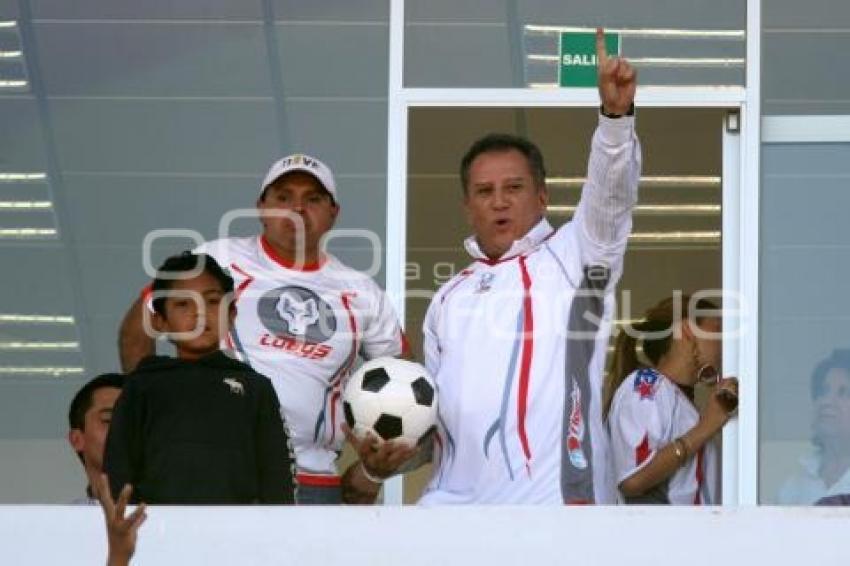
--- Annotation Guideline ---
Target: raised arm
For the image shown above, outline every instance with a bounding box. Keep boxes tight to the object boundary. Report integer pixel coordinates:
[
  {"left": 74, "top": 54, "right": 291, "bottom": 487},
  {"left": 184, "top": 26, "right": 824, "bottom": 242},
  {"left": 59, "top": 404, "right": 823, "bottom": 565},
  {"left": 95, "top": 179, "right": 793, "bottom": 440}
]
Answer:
[
  {"left": 575, "top": 28, "right": 641, "bottom": 252},
  {"left": 118, "top": 295, "right": 155, "bottom": 373}
]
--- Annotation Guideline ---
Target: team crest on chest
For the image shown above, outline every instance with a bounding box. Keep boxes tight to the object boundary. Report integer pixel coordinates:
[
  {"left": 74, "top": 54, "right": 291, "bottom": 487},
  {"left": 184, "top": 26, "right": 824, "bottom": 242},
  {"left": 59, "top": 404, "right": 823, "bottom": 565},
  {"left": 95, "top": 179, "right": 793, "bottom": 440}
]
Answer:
[
  {"left": 223, "top": 377, "right": 245, "bottom": 396},
  {"left": 278, "top": 292, "right": 320, "bottom": 335},
  {"left": 256, "top": 286, "right": 338, "bottom": 360},
  {"left": 633, "top": 368, "right": 660, "bottom": 400},
  {"left": 475, "top": 272, "right": 495, "bottom": 294},
  {"left": 257, "top": 285, "right": 337, "bottom": 341}
]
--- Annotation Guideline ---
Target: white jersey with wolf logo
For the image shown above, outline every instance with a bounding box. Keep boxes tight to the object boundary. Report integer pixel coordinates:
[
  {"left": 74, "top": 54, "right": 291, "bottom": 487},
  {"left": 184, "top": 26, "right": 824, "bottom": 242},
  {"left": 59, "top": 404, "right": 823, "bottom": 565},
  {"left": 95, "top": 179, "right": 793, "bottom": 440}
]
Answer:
[{"left": 192, "top": 236, "right": 405, "bottom": 478}]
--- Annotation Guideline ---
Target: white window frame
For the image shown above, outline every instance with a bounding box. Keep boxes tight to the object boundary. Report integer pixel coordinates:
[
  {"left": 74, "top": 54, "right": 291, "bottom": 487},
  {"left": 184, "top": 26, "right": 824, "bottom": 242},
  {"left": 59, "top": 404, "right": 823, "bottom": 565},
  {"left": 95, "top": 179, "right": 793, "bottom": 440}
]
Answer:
[
  {"left": 384, "top": 0, "right": 761, "bottom": 505},
  {"left": 763, "top": 116, "right": 850, "bottom": 143},
  {"left": 757, "top": 115, "right": 850, "bottom": 503}
]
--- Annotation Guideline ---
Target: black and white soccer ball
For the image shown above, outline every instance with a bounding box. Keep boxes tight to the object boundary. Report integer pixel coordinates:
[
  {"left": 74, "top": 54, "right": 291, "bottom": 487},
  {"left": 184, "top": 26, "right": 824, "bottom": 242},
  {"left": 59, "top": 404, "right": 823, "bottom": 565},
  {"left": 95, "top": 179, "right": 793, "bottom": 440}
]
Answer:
[{"left": 343, "top": 357, "right": 437, "bottom": 447}]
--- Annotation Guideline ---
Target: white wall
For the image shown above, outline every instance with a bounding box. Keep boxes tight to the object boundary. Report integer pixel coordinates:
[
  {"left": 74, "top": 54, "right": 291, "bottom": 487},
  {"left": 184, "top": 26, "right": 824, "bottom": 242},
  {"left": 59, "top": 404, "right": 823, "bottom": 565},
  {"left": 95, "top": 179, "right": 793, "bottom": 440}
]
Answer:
[
  {"left": 0, "top": 506, "right": 848, "bottom": 565},
  {"left": 0, "top": 439, "right": 84, "bottom": 503}
]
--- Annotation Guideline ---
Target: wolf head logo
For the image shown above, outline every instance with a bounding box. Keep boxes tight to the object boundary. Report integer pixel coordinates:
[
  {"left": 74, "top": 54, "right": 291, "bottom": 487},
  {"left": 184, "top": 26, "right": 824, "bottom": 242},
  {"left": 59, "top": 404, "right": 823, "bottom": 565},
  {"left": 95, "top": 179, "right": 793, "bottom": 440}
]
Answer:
[
  {"left": 258, "top": 285, "right": 337, "bottom": 342},
  {"left": 277, "top": 292, "right": 320, "bottom": 336}
]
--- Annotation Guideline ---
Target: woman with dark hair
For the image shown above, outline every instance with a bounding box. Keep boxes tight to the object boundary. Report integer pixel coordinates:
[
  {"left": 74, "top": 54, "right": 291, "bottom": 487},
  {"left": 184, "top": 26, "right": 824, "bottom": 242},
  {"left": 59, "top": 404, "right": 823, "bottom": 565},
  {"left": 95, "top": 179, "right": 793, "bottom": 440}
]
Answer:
[
  {"left": 604, "top": 295, "right": 738, "bottom": 504},
  {"left": 778, "top": 349, "right": 850, "bottom": 504}
]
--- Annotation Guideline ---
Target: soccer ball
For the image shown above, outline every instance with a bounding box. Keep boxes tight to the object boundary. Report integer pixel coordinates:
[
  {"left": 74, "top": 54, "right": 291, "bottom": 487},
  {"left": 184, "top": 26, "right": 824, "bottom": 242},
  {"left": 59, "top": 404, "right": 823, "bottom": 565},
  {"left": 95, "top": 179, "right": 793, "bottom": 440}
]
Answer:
[{"left": 343, "top": 357, "right": 437, "bottom": 447}]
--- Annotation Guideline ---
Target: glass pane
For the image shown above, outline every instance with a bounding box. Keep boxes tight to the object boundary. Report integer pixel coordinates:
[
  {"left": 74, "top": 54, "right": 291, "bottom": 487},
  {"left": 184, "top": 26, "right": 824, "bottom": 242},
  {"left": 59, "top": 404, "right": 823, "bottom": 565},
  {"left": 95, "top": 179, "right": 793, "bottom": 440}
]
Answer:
[
  {"left": 759, "top": 143, "right": 850, "bottom": 504},
  {"left": 0, "top": 3, "right": 389, "bottom": 502},
  {"left": 762, "top": 0, "right": 850, "bottom": 115},
  {"left": 405, "top": 0, "right": 746, "bottom": 88},
  {"left": 405, "top": 106, "right": 723, "bottom": 502}
]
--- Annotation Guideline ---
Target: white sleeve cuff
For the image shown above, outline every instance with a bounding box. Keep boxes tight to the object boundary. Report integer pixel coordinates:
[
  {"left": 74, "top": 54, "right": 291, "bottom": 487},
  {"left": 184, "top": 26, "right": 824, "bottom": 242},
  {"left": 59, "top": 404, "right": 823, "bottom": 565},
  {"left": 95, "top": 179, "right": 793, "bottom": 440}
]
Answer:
[{"left": 597, "top": 113, "right": 636, "bottom": 145}]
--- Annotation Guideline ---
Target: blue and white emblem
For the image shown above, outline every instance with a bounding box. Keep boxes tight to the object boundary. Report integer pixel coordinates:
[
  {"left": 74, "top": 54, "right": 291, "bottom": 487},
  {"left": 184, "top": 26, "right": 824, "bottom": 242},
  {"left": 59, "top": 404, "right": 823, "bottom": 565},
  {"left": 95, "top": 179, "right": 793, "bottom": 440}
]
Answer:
[{"left": 475, "top": 272, "right": 495, "bottom": 293}]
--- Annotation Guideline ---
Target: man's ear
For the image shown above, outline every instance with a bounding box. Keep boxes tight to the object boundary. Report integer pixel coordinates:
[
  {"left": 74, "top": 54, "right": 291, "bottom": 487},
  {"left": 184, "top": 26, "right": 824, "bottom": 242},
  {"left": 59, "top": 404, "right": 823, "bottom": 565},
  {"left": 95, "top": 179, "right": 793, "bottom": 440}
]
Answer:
[
  {"left": 536, "top": 185, "right": 549, "bottom": 215},
  {"left": 538, "top": 185, "right": 549, "bottom": 207},
  {"left": 68, "top": 429, "right": 85, "bottom": 453}
]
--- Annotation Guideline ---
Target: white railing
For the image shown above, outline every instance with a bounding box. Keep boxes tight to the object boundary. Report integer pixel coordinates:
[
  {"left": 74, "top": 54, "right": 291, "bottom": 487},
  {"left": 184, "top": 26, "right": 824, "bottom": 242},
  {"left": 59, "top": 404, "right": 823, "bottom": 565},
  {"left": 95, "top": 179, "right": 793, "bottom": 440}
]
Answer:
[{"left": 0, "top": 505, "right": 847, "bottom": 565}]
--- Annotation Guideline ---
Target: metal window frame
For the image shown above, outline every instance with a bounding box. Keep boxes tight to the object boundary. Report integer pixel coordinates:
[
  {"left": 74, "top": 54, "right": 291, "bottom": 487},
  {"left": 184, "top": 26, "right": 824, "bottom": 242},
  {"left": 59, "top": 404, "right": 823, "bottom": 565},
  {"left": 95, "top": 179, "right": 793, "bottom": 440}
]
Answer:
[
  {"left": 756, "top": 114, "right": 850, "bottom": 503},
  {"left": 763, "top": 116, "right": 850, "bottom": 143}
]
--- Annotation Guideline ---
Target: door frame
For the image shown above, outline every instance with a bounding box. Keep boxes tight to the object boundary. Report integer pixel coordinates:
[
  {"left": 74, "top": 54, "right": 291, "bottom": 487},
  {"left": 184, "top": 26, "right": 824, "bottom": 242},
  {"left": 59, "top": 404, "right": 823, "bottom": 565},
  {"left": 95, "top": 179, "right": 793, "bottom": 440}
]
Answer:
[{"left": 383, "top": 0, "right": 761, "bottom": 506}]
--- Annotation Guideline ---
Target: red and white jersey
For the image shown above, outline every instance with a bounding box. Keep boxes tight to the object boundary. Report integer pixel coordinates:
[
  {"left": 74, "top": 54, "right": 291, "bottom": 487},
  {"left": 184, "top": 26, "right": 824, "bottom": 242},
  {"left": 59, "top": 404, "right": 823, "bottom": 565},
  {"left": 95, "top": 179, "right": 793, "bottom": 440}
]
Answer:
[
  {"left": 195, "top": 236, "right": 405, "bottom": 478},
  {"left": 608, "top": 368, "right": 719, "bottom": 504},
  {"left": 419, "top": 116, "right": 640, "bottom": 504}
]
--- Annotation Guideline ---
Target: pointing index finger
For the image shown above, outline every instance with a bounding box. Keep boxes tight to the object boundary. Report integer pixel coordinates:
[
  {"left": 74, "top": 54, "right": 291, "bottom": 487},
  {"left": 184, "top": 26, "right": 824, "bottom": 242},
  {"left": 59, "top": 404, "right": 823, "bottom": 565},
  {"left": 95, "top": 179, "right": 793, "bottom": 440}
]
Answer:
[{"left": 595, "top": 27, "right": 608, "bottom": 66}]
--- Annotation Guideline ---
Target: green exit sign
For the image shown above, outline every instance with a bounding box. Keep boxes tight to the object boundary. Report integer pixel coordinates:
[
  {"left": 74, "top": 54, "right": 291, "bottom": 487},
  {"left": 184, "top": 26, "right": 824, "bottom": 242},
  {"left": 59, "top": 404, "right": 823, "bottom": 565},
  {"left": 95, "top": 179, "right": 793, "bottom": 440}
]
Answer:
[{"left": 559, "top": 32, "right": 621, "bottom": 87}]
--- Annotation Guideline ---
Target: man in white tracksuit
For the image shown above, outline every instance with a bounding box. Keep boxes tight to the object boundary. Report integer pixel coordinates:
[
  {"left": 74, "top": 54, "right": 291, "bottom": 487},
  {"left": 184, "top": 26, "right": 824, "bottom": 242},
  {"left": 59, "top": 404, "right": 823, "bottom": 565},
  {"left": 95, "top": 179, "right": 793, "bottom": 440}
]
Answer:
[{"left": 419, "top": 29, "right": 641, "bottom": 504}]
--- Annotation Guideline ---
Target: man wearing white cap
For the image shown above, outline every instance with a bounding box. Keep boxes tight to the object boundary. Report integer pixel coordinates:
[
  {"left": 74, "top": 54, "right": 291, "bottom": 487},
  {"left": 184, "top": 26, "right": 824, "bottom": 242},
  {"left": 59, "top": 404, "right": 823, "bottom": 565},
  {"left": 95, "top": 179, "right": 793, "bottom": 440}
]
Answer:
[{"left": 118, "top": 154, "right": 409, "bottom": 504}]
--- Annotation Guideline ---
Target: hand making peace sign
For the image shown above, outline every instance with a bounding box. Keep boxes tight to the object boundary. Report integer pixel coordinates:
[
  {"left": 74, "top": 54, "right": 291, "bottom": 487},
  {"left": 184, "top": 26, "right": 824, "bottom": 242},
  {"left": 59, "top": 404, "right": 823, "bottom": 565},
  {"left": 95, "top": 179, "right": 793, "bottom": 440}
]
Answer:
[{"left": 96, "top": 474, "right": 147, "bottom": 566}]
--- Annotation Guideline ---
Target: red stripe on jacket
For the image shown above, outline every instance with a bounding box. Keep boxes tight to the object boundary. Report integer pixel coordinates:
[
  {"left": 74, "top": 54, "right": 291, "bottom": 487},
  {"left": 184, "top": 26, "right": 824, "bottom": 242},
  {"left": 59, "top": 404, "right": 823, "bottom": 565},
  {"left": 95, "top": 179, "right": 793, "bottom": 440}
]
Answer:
[
  {"left": 517, "top": 256, "right": 534, "bottom": 474},
  {"left": 694, "top": 447, "right": 705, "bottom": 504},
  {"left": 636, "top": 433, "right": 651, "bottom": 466}
]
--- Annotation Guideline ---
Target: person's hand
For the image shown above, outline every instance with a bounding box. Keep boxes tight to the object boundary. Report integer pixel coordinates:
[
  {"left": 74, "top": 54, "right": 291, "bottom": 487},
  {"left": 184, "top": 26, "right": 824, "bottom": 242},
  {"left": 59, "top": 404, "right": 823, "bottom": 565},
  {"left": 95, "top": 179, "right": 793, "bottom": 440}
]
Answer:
[
  {"left": 701, "top": 377, "right": 739, "bottom": 431},
  {"left": 596, "top": 27, "right": 637, "bottom": 115},
  {"left": 95, "top": 474, "right": 147, "bottom": 566},
  {"left": 715, "top": 376, "right": 739, "bottom": 414},
  {"left": 343, "top": 424, "right": 417, "bottom": 480}
]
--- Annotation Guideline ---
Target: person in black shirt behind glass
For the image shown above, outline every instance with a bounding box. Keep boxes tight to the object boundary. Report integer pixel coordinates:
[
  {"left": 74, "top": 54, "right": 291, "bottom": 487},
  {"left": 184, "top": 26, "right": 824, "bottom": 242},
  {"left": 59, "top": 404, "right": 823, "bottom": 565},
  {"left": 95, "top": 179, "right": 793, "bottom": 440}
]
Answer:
[{"left": 104, "top": 252, "right": 295, "bottom": 504}]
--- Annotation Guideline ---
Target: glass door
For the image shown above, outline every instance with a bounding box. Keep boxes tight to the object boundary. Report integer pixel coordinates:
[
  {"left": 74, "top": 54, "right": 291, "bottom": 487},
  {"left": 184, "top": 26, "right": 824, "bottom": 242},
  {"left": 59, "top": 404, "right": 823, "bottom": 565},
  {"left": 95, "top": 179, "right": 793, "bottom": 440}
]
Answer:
[{"left": 401, "top": 105, "right": 732, "bottom": 503}]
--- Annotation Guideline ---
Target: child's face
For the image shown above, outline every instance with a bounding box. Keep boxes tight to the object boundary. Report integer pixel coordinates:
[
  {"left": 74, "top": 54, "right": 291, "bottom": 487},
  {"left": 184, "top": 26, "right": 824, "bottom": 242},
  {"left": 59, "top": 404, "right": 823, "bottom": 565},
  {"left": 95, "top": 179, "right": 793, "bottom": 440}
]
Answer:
[{"left": 154, "top": 271, "right": 233, "bottom": 360}]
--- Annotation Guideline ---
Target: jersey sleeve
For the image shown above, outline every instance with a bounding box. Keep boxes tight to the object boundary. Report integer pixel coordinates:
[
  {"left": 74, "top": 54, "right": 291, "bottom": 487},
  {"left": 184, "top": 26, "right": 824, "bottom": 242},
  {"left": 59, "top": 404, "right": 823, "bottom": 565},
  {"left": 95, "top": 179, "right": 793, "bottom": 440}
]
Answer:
[
  {"left": 140, "top": 282, "right": 154, "bottom": 313},
  {"left": 359, "top": 283, "right": 406, "bottom": 360},
  {"left": 103, "top": 379, "right": 145, "bottom": 502},
  {"left": 547, "top": 115, "right": 641, "bottom": 291},
  {"left": 193, "top": 238, "right": 248, "bottom": 278},
  {"left": 192, "top": 239, "right": 228, "bottom": 269},
  {"left": 191, "top": 240, "right": 211, "bottom": 255},
  {"left": 608, "top": 376, "right": 671, "bottom": 485},
  {"left": 254, "top": 376, "right": 296, "bottom": 504}
]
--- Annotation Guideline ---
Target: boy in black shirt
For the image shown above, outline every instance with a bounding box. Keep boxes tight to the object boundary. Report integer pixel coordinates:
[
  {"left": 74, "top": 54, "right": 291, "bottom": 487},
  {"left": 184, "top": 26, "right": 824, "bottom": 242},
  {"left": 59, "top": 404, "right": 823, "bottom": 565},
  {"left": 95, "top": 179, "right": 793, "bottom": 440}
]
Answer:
[{"left": 104, "top": 252, "right": 296, "bottom": 504}]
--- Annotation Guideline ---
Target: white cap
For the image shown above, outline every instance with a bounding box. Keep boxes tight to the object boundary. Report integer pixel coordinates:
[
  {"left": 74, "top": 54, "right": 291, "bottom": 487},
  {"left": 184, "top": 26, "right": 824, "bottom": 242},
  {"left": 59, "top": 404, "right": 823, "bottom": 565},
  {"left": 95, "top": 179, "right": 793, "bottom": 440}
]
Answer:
[{"left": 260, "top": 153, "right": 338, "bottom": 203}]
